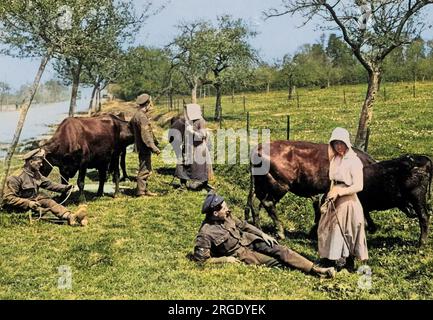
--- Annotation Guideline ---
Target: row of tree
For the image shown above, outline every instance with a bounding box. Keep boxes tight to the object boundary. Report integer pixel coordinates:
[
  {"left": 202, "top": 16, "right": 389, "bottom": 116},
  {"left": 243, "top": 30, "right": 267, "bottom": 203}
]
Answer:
[{"left": 0, "top": 80, "right": 70, "bottom": 107}]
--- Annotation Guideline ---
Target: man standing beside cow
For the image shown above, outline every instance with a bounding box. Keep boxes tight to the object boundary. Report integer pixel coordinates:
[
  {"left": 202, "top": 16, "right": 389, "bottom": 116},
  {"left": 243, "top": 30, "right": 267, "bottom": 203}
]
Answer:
[{"left": 130, "top": 93, "right": 161, "bottom": 197}]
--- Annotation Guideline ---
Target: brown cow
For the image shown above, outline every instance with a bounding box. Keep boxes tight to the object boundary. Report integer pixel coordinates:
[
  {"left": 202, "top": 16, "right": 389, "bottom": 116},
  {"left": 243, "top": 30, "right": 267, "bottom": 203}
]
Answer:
[
  {"left": 39, "top": 114, "right": 134, "bottom": 201},
  {"left": 246, "top": 141, "right": 375, "bottom": 239},
  {"left": 248, "top": 141, "right": 433, "bottom": 246}
]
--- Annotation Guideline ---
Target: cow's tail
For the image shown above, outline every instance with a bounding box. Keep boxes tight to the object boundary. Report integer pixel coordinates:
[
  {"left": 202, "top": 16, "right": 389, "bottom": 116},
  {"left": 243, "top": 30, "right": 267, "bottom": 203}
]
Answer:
[
  {"left": 426, "top": 156, "right": 433, "bottom": 213},
  {"left": 245, "top": 145, "right": 258, "bottom": 222}
]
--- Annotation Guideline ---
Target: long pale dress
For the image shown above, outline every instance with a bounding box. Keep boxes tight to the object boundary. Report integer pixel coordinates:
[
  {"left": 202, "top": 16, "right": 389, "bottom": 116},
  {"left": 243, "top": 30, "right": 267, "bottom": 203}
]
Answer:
[{"left": 318, "top": 148, "right": 368, "bottom": 261}]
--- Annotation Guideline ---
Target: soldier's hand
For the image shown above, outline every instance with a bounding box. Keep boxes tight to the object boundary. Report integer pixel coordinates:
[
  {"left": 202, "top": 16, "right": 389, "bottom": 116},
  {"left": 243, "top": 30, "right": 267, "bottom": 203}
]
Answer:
[
  {"left": 29, "top": 201, "right": 41, "bottom": 210},
  {"left": 225, "top": 256, "right": 241, "bottom": 264},
  {"left": 262, "top": 233, "right": 279, "bottom": 247},
  {"left": 154, "top": 147, "right": 161, "bottom": 155}
]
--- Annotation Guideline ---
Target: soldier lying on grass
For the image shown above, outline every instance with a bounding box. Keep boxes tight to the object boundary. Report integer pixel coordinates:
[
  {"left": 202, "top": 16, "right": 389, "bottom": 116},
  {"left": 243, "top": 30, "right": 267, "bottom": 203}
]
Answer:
[{"left": 191, "top": 192, "right": 335, "bottom": 279}]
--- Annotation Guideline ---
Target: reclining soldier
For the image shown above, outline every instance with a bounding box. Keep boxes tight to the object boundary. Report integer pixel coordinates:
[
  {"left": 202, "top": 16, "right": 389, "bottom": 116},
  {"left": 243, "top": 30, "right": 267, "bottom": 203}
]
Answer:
[
  {"left": 2, "top": 148, "right": 88, "bottom": 226},
  {"left": 192, "top": 192, "right": 336, "bottom": 278}
]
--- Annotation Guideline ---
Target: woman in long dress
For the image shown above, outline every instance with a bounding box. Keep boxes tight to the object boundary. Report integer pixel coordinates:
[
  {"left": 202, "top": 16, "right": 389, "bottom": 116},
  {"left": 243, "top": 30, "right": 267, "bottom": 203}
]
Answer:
[{"left": 318, "top": 127, "right": 368, "bottom": 271}]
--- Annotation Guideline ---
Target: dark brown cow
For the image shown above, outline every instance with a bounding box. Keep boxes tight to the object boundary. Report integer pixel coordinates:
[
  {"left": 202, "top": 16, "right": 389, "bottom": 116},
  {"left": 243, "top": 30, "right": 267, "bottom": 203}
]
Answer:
[
  {"left": 248, "top": 141, "right": 433, "bottom": 246},
  {"left": 358, "top": 154, "right": 432, "bottom": 246},
  {"left": 246, "top": 141, "right": 375, "bottom": 238},
  {"left": 39, "top": 114, "right": 134, "bottom": 201}
]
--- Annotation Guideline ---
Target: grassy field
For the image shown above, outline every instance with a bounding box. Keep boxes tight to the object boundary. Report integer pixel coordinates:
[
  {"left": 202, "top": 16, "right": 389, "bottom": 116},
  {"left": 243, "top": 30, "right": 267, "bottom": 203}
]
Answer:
[{"left": 0, "top": 81, "right": 432, "bottom": 299}]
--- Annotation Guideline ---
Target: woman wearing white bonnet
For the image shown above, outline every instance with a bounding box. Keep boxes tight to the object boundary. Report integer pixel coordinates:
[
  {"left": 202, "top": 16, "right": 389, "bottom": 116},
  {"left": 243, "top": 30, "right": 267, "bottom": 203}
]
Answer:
[{"left": 318, "top": 127, "right": 368, "bottom": 271}]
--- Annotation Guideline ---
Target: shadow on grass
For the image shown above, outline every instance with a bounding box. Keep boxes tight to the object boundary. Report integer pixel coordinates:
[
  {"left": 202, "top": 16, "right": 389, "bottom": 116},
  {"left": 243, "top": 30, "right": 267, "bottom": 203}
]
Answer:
[
  {"left": 156, "top": 167, "right": 176, "bottom": 176},
  {"left": 367, "top": 236, "right": 419, "bottom": 249}
]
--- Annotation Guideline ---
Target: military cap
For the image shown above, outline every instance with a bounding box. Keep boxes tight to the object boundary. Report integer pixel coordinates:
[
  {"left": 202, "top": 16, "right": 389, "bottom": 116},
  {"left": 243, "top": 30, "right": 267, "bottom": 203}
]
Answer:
[
  {"left": 22, "top": 148, "right": 45, "bottom": 160},
  {"left": 201, "top": 192, "right": 224, "bottom": 214},
  {"left": 136, "top": 93, "right": 151, "bottom": 106}
]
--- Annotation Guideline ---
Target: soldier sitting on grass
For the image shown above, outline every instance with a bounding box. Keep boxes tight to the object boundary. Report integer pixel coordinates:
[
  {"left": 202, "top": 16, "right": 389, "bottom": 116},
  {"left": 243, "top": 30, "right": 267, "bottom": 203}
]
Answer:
[
  {"left": 2, "top": 148, "right": 88, "bottom": 226},
  {"left": 191, "top": 192, "right": 336, "bottom": 279}
]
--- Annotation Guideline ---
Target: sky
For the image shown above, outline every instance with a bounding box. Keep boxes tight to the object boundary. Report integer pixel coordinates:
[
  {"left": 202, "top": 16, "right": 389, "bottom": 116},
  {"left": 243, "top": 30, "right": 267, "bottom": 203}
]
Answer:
[{"left": 1, "top": 0, "right": 433, "bottom": 90}]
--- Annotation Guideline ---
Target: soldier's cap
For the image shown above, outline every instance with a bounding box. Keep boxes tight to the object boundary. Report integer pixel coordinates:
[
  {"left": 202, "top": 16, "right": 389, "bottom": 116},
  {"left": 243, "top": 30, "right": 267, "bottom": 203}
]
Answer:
[
  {"left": 136, "top": 93, "right": 151, "bottom": 106},
  {"left": 22, "top": 148, "right": 45, "bottom": 160},
  {"left": 201, "top": 191, "right": 224, "bottom": 214}
]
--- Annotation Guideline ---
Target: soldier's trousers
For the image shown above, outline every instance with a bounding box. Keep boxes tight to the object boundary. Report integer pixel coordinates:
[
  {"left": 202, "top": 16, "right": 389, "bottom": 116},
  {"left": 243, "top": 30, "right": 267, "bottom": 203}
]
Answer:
[
  {"left": 35, "top": 196, "right": 70, "bottom": 219},
  {"left": 235, "top": 240, "right": 314, "bottom": 273},
  {"left": 136, "top": 152, "right": 152, "bottom": 195}
]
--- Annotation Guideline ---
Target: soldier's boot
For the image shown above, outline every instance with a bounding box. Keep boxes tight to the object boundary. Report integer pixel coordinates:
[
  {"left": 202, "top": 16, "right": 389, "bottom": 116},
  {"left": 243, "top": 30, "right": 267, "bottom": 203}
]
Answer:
[
  {"left": 66, "top": 205, "right": 88, "bottom": 226},
  {"left": 311, "top": 264, "right": 336, "bottom": 279}
]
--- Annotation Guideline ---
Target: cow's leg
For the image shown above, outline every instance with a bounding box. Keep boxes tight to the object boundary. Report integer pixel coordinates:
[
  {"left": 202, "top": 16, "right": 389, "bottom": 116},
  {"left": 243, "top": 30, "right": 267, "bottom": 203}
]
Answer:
[
  {"left": 364, "top": 210, "right": 378, "bottom": 233},
  {"left": 111, "top": 155, "right": 120, "bottom": 198},
  {"left": 412, "top": 201, "right": 430, "bottom": 247},
  {"left": 97, "top": 166, "right": 107, "bottom": 197},
  {"left": 77, "top": 166, "right": 87, "bottom": 203},
  {"left": 119, "top": 149, "right": 129, "bottom": 182},
  {"left": 59, "top": 169, "right": 70, "bottom": 199},
  {"left": 308, "top": 196, "right": 321, "bottom": 240},
  {"left": 262, "top": 199, "right": 284, "bottom": 240}
]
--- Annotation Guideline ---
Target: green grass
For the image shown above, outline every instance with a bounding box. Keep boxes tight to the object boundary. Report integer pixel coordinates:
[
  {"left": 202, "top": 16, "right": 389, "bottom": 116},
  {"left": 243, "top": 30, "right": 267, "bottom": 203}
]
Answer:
[{"left": 1, "top": 81, "right": 433, "bottom": 299}]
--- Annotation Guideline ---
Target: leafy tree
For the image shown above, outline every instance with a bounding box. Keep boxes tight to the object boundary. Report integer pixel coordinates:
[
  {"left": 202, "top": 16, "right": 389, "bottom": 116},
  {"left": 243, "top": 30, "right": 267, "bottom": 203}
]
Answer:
[
  {"left": 112, "top": 46, "right": 177, "bottom": 101},
  {"left": 52, "top": 0, "right": 146, "bottom": 116},
  {"left": 0, "top": 81, "right": 11, "bottom": 106},
  {"left": 168, "top": 21, "right": 213, "bottom": 104},
  {"left": 203, "top": 15, "right": 257, "bottom": 120}
]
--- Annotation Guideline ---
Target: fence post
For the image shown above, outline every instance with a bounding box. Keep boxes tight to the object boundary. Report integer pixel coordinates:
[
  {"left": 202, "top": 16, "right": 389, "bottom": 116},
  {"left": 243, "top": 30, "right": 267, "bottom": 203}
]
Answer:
[
  {"left": 383, "top": 87, "right": 387, "bottom": 101},
  {"left": 296, "top": 92, "right": 300, "bottom": 108},
  {"left": 413, "top": 81, "right": 416, "bottom": 98},
  {"left": 286, "top": 115, "right": 290, "bottom": 140},
  {"left": 343, "top": 89, "right": 347, "bottom": 105},
  {"left": 219, "top": 108, "right": 222, "bottom": 129},
  {"left": 243, "top": 96, "right": 246, "bottom": 113}
]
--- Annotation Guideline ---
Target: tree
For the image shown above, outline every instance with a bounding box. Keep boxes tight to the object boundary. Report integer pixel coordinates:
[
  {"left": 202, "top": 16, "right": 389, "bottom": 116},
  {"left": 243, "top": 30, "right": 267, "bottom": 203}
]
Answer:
[
  {"left": 0, "top": 81, "right": 11, "bottom": 106},
  {"left": 52, "top": 0, "right": 145, "bottom": 116},
  {"left": 203, "top": 15, "right": 257, "bottom": 120},
  {"left": 113, "top": 46, "right": 175, "bottom": 101},
  {"left": 168, "top": 21, "right": 212, "bottom": 104},
  {"left": 266, "top": 0, "right": 433, "bottom": 150},
  {"left": 279, "top": 54, "right": 297, "bottom": 99},
  {"left": 0, "top": 0, "right": 65, "bottom": 203}
]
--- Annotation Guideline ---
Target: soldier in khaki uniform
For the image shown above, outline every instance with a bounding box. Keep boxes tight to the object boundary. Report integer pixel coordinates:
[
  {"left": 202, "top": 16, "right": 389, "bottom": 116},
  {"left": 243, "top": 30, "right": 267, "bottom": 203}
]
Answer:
[
  {"left": 192, "top": 192, "right": 336, "bottom": 278},
  {"left": 2, "top": 149, "right": 88, "bottom": 226},
  {"left": 130, "top": 94, "right": 161, "bottom": 196}
]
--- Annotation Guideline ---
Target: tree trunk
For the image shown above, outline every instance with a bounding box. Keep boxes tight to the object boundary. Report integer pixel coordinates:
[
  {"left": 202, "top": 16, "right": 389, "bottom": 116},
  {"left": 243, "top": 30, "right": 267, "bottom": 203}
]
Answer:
[
  {"left": 355, "top": 70, "right": 381, "bottom": 151},
  {"left": 191, "top": 82, "right": 198, "bottom": 104},
  {"left": 288, "top": 80, "right": 293, "bottom": 100},
  {"left": 97, "top": 86, "right": 102, "bottom": 112},
  {"left": 87, "top": 82, "right": 99, "bottom": 116},
  {"left": 0, "top": 53, "right": 51, "bottom": 204},
  {"left": 214, "top": 83, "right": 222, "bottom": 121},
  {"left": 69, "top": 61, "right": 82, "bottom": 117}
]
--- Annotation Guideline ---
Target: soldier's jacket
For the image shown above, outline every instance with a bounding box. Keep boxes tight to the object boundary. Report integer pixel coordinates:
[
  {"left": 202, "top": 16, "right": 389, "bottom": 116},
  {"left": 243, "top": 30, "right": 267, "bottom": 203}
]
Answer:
[
  {"left": 3, "top": 168, "right": 69, "bottom": 210},
  {"left": 130, "top": 108, "right": 159, "bottom": 154},
  {"left": 193, "top": 215, "right": 265, "bottom": 262}
]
